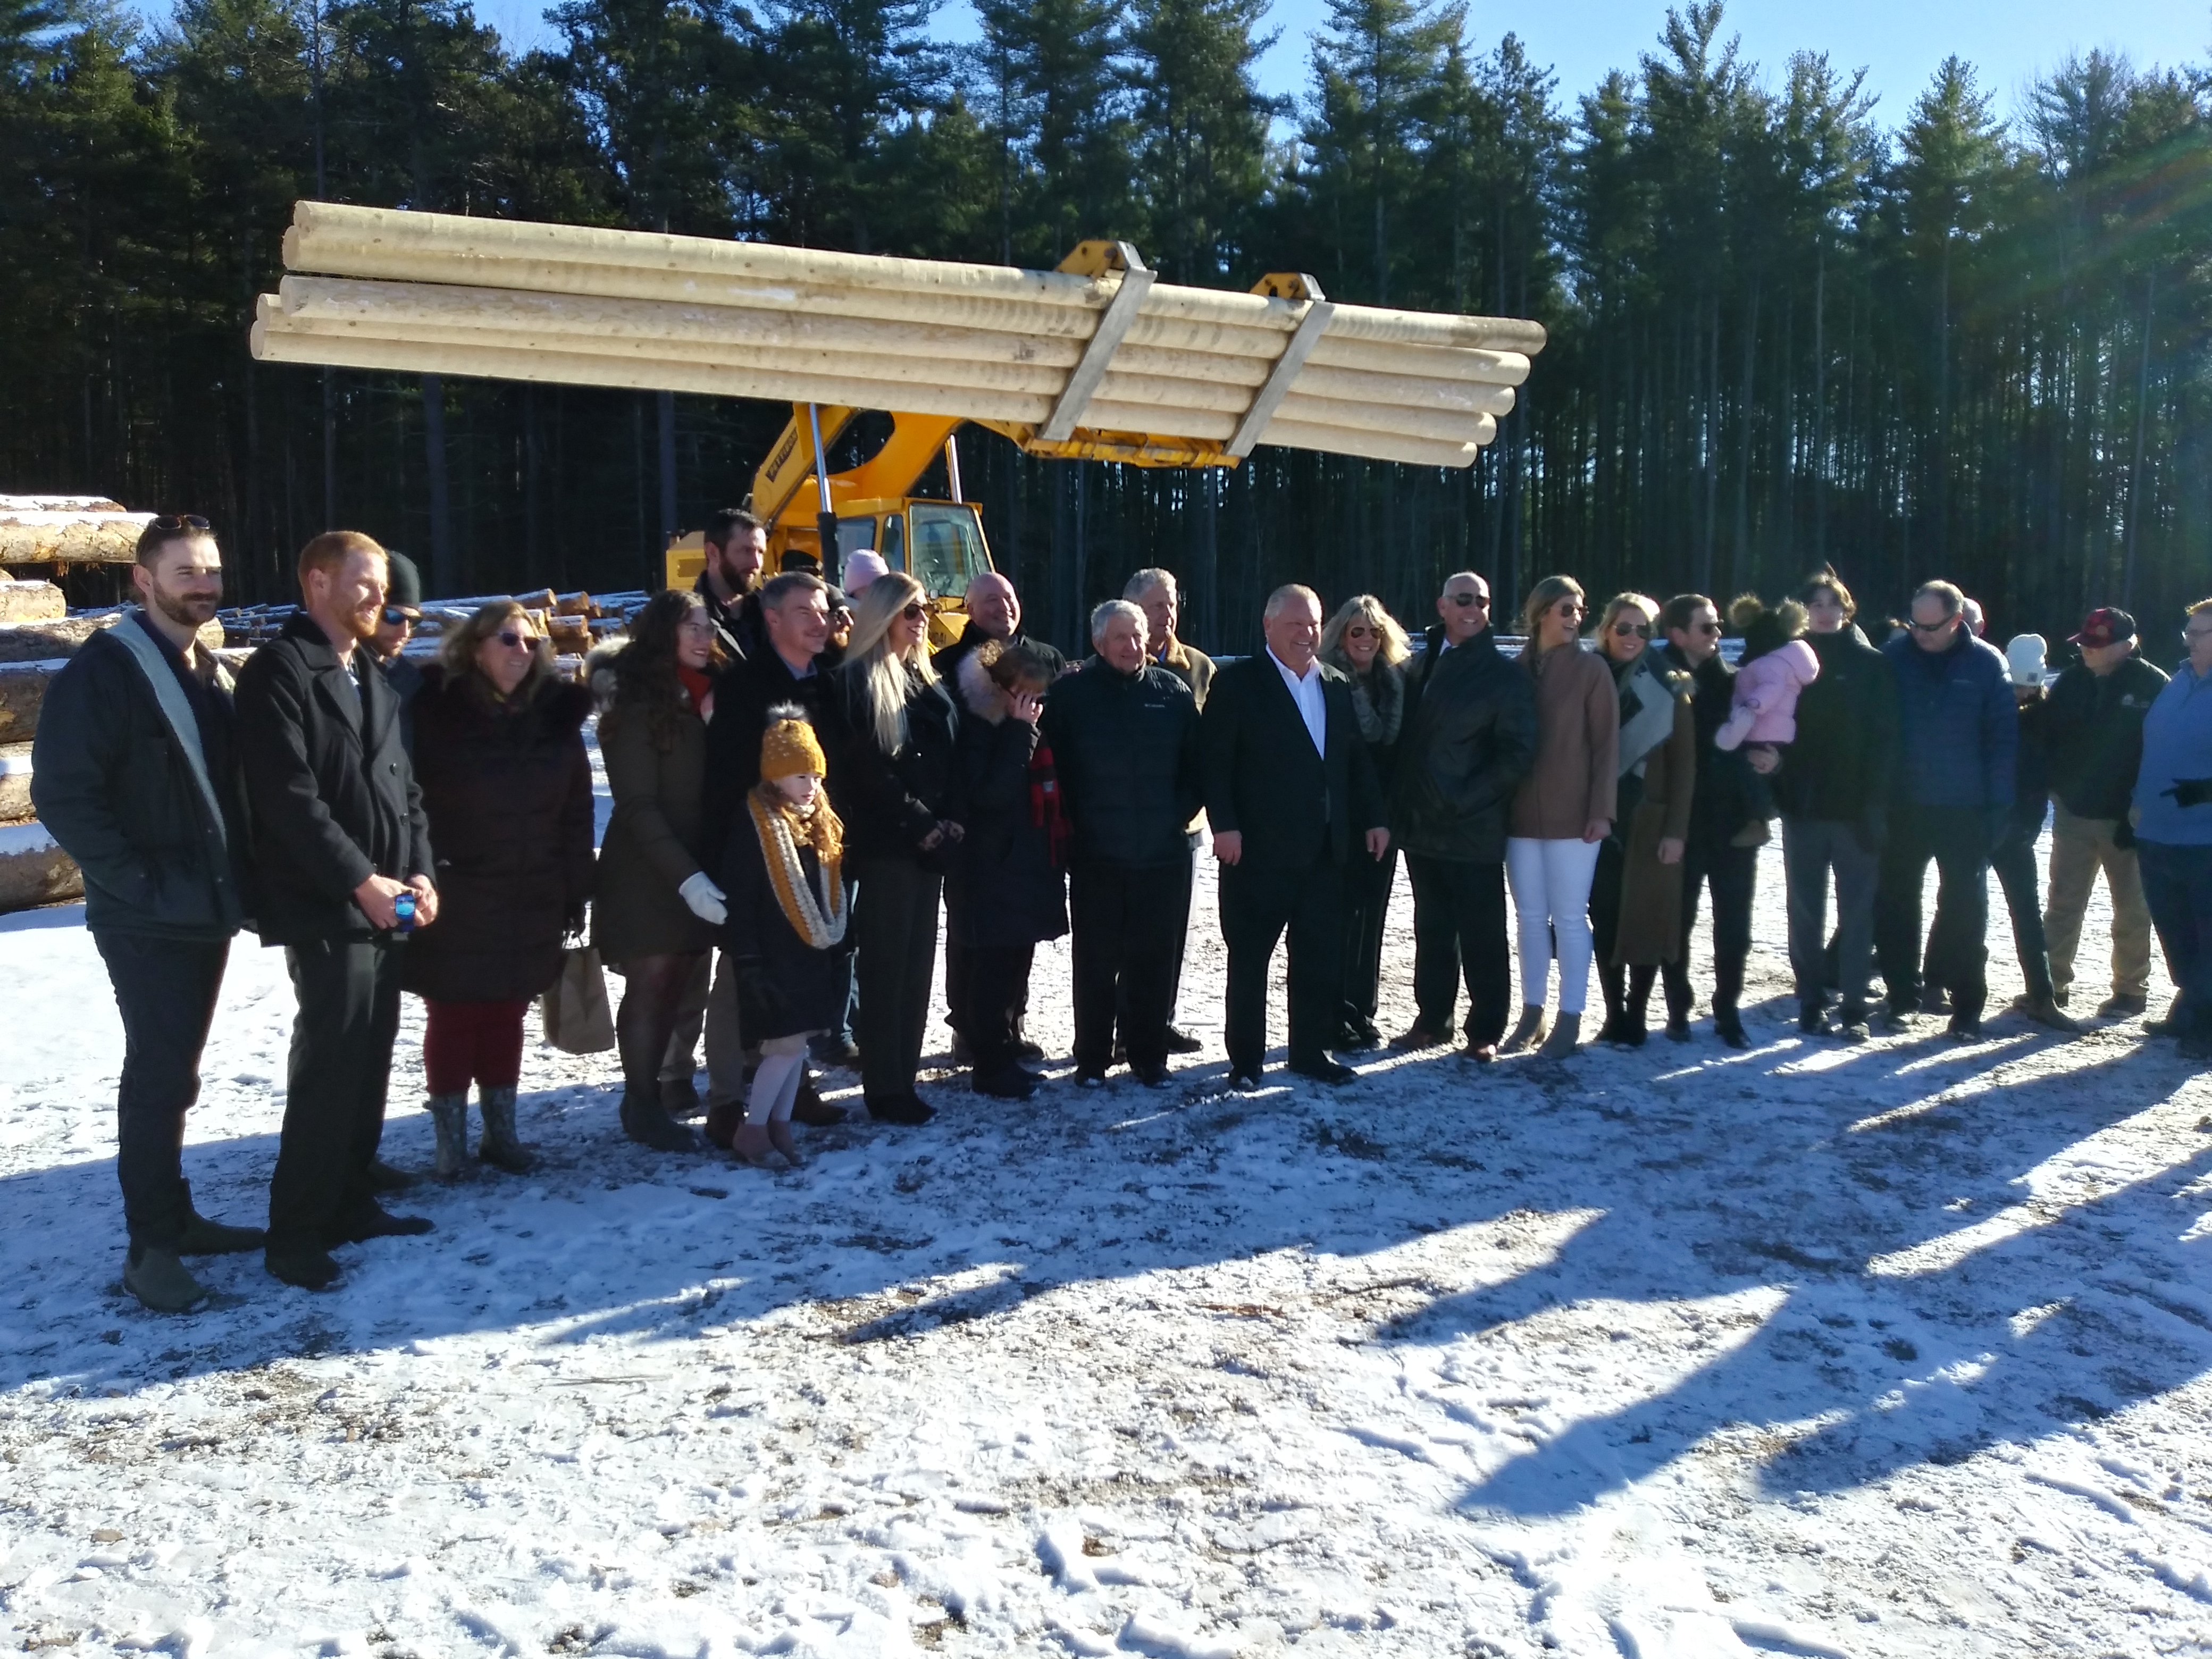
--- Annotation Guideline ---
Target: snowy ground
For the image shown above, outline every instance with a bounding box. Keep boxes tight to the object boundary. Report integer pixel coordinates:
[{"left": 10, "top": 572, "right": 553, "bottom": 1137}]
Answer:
[{"left": 7, "top": 793, "right": 2212, "bottom": 1657}]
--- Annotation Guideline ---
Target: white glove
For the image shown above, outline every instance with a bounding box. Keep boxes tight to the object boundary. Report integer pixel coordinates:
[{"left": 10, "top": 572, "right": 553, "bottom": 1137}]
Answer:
[{"left": 678, "top": 871, "right": 726, "bottom": 926}]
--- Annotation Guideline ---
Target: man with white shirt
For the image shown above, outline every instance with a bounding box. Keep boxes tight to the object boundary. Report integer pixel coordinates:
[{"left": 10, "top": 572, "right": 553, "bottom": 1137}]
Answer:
[
  {"left": 1388, "top": 571, "right": 1539, "bottom": 1059},
  {"left": 1201, "top": 585, "right": 1389, "bottom": 1088}
]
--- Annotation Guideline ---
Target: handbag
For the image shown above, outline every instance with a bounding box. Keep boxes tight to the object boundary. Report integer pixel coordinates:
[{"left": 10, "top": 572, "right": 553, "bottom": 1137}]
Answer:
[{"left": 541, "top": 944, "right": 616, "bottom": 1053}]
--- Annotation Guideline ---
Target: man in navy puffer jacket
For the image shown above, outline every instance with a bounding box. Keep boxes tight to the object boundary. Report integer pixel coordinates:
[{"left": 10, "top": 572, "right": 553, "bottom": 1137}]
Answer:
[{"left": 1873, "top": 580, "right": 2017, "bottom": 1037}]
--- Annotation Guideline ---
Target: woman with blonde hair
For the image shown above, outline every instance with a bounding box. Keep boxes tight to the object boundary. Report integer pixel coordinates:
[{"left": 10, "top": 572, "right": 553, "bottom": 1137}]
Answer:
[
  {"left": 404, "top": 601, "right": 594, "bottom": 1175},
  {"left": 1503, "top": 575, "right": 1619, "bottom": 1057},
  {"left": 1586, "top": 593, "right": 1696, "bottom": 1046},
  {"left": 826, "top": 571, "right": 961, "bottom": 1124},
  {"left": 1320, "top": 594, "right": 1412, "bottom": 1046}
]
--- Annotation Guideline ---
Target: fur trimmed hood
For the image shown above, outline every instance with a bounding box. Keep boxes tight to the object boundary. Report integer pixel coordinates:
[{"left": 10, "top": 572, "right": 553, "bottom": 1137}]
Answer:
[{"left": 956, "top": 647, "right": 1008, "bottom": 724}]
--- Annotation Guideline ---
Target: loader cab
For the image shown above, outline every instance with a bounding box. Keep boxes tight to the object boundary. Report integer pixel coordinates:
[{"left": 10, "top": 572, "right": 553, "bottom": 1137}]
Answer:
[{"left": 664, "top": 499, "right": 990, "bottom": 599}]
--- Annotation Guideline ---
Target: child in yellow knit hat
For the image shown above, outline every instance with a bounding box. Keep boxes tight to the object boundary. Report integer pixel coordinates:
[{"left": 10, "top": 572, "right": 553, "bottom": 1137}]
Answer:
[{"left": 719, "top": 703, "right": 850, "bottom": 1168}]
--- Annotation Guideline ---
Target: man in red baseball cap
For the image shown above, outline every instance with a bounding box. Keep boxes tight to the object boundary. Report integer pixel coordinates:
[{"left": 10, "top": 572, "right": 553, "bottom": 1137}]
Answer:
[{"left": 2043, "top": 606, "right": 2167, "bottom": 1018}]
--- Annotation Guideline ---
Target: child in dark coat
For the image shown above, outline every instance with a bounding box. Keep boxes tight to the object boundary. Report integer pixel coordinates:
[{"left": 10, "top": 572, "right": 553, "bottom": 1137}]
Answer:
[{"left": 721, "top": 705, "right": 852, "bottom": 1168}]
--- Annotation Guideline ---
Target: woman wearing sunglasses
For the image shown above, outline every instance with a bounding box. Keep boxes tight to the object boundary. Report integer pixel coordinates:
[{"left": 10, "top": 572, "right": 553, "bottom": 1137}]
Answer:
[
  {"left": 825, "top": 572, "right": 962, "bottom": 1125},
  {"left": 1502, "top": 575, "right": 1620, "bottom": 1058},
  {"left": 1319, "top": 594, "right": 1413, "bottom": 1048},
  {"left": 1585, "top": 594, "right": 1697, "bottom": 1046},
  {"left": 403, "top": 601, "right": 594, "bottom": 1176}
]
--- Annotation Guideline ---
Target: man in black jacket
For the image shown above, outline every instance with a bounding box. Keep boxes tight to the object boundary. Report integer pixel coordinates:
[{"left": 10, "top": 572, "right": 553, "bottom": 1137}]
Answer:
[
  {"left": 1042, "top": 599, "right": 1202, "bottom": 1086},
  {"left": 696, "top": 507, "right": 769, "bottom": 663},
  {"left": 1203, "top": 584, "right": 1388, "bottom": 1088},
  {"left": 33, "top": 516, "right": 266, "bottom": 1312},
  {"left": 235, "top": 530, "right": 438, "bottom": 1291},
  {"left": 1774, "top": 570, "right": 1898, "bottom": 1042},
  {"left": 1658, "top": 593, "right": 1762, "bottom": 1047},
  {"left": 2044, "top": 607, "right": 2166, "bottom": 1016},
  {"left": 1389, "top": 572, "right": 1537, "bottom": 1059}
]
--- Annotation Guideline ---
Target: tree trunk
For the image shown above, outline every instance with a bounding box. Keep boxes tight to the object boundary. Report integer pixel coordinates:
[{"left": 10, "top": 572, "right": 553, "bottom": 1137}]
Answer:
[{"left": 422, "top": 372, "right": 454, "bottom": 596}]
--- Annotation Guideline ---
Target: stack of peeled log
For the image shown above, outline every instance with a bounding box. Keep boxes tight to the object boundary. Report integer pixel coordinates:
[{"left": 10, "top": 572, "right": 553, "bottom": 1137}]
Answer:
[
  {"left": 0, "top": 494, "right": 155, "bottom": 567},
  {"left": 250, "top": 203, "right": 1545, "bottom": 471}
]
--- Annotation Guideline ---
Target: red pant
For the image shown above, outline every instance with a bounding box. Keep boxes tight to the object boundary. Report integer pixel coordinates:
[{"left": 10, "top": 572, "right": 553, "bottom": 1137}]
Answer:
[{"left": 422, "top": 998, "right": 531, "bottom": 1094}]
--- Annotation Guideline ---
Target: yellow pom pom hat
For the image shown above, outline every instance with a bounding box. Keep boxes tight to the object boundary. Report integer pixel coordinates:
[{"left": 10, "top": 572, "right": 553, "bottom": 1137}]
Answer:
[{"left": 760, "top": 707, "right": 827, "bottom": 782}]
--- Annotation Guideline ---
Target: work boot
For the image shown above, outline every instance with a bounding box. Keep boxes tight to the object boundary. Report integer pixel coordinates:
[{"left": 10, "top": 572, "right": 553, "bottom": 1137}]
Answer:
[
  {"left": 1499, "top": 1006, "right": 1549, "bottom": 1055},
  {"left": 2019, "top": 994, "right": 2082, "bottom": 1035},
  {"left": 176, "top": 1213, "right": 265, "bottom": 1255},
  {"left": 124, "top": 1247, "right": 209, "bottom": 1313},
  {"left": 660, "top": 1074, "right": 704, "bottom": 1120},
  {"left": 1798, "top": 1000, "right": 1828, "bottom": 1037},
  {"left": 2147, "top": 995, "right": 2192, "bottom": 1036},
  {"left": 428, "top": 1093, "right": 473, "bottom": 1181},
  {"left": 265, "top": 1241, "right": 340, "bottom": 1291},
  {"left": 1164, "top": 1024, "right": 1204, "bottom": 1054},
  {"left": 790, "top": 1070, "right": 847, "bottom": 1126},
  {"left": 1713, "top": 1006, "right": 1749, "bottom": 1050},
  {"left": 2097, "top": 993, "right": 2148, "bottom": 1020},
  {"left": 365, "top": 1159, "right": 420, "bottom": 1193},
  {"left": 476, "top": 1085, "right": 539, "bottom": 1174},
  {"left": 619, "top": 1084, "right": 702, "bottom": 1153},
  {"left": 1537, "top": 1012, "right": 1582, "bottom": 1059},
  {"left": 329, "top": 1202, "right": 434, "bottom": 1244}
]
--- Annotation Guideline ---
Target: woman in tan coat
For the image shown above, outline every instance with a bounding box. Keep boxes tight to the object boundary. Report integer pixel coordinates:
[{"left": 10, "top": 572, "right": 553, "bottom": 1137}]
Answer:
[
  {"left": 593, "top": 590, "right": 722, "bottom": 1153},
  {"left": 1586, "top": 593, "right": 1697, "bottom": 1048},
  {"left": 1503, "top": 576, "right": 1619, "bottom": 1057}
]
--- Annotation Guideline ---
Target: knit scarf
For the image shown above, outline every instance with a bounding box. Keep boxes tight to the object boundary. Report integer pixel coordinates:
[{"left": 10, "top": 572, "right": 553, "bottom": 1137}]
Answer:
[
  {"left": 747, "top": 791, "right": 848, "bottom": 949},
  {"left": 676, "top": 664, "right": 715, "bottom": 716},
  {"left": 1030, "top": 735, "right": 1070, "bottom": 866}
]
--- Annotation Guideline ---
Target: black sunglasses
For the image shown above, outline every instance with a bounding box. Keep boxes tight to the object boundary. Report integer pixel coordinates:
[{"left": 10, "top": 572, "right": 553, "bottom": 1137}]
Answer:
[
  {"left": 1446, "top": 592, "right": 1490, "bottom": 607},
  {"left": 901, "top": 602, "right": 927, "bottom": 623},
  {"left": 151, "top": 514, "right": 211, "bottom": 532},
  {"left": 1610, "top": 622, "right": 1650, "bottom": 638},
  {"left": 381, "top": 606, "right": 415, "bottom": 627},
  {"left": 495, "top": 629, "right": 538, "bottom": 649},
  {"left": 1692, "top": 621, "right": 1722, "bottom": 635},
  {"left": 1907, "top": 617, "right": 1954, "bottom": 633}
]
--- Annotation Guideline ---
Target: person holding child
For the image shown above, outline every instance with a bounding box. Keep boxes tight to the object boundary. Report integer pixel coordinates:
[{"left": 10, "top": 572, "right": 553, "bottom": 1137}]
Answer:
[{"left": 721, "top": 705, "right": 853, "bottom": 1167}]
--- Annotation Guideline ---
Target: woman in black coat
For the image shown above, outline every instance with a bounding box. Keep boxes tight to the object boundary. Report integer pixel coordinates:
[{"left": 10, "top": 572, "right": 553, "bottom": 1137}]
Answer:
[
  {"left": 721, "top": 706, "right": 852, "bottom": 1168},
  {"left": 824, "top": 572, "right": 961, "bottom": 1125},
  {"left": 403, "top": 601, "right": 594, "bottom": 1177},
  {"left": 946, "top": 639, "right": 1068, "bottom": 1100},
  {"left": 1320, "top": 595, "right": 1411, "bottom": 1047}
]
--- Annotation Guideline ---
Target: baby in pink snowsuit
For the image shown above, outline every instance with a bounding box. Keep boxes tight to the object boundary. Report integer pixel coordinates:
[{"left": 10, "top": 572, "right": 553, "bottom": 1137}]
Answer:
[{"left": 1715, "top": 598, "right": 1819, "bottom": 752}]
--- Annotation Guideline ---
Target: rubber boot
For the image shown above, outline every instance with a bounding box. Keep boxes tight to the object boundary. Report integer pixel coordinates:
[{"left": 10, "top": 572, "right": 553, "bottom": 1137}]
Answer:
[
  {"left": 428, "top": 1094, "right": 473, "bottom": 1180},
  {"left": 1620, "top": 966, "right": 1655, "bottom": 1048},
  {"left": 1595, "top": 963, "right": 1629, "bottom": 1045},
  {"left": 477, "top": 1085, "right": 539, "bottom": 1174}
]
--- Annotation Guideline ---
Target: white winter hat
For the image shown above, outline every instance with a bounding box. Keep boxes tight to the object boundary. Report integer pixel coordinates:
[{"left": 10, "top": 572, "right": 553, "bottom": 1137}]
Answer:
[
  {"left": 2006, "top": 633, "right": 2048, "bottom": 686},
  {"left": 842, "top": 550, "right": 889, "bottom": 593}
]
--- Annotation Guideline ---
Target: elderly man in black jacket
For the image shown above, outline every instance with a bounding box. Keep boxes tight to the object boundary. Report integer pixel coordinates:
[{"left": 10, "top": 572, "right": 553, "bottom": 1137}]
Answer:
[
  {"left": 1389, "top": 571, "right": 1539, "bottom": 1059},
  {"left": 33, "top": 516, "right": 266, "bottom": 1312},
  {"left": 1204, "top": 584, "right": 1389, "bottom": 1089},
  {"left": 1043, "top": 598, "right": 1203, "bottom": 1087},
  {"left": 235, "top": 531, "right": 438, "bottom": 1291}
]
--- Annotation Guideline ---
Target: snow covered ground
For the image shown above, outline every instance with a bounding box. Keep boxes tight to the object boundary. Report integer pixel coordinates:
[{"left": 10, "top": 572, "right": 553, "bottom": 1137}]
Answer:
[{"left": 7, "top": 789, "right": 2212, "bottom": 1656}]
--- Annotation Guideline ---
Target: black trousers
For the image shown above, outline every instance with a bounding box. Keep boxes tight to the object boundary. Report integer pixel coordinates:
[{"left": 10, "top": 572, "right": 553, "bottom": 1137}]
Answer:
[
  {"left": 93, "top": 931, "right": 230, "bottom": 1255},
  {"left": 1874, "top": 803, "right": 1991, "bottom": 1019},
  {"left": 954, "top": 943, "right": 1036, "bottom": 1075},
  {"left": 1406, "top": 853, "right": 1511, "bottom": 1048},
  {"left": 944, "top": 942, "right": 1023, "bottom": 1038},
  {"left": 1220, "top": 853, "right": 1345, "bottom": 1075},
  {"left": 1339, "top": 845, "right": 1398, "bottom": 1026},
  {"left": 1121, "top": 842, "right": 1198, "bottom": 1041},
  {"left": 852, "top": 855, "right": 942, "bottom": 1102},
  {"left": 1661, "top": 840, "right": 1756, "bottom": 1020},
  {"left": 1074, "top": 858, "right": 1189, "bottom": 1074},
  {"left": 1782, "top": 817, "right": 1880, "bottom": 1015},
  {"left": 269, "top": 937, "right": 404, "bottom": 1250},
  {"left": 1989, "top": 824, "right": 2056, "bottom": 1002}
]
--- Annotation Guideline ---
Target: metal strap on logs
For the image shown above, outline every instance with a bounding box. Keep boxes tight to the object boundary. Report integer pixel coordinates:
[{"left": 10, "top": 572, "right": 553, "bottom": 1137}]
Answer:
[
  {"left": 1227, "top": 273, "right": 1335, "bottom": 459},
  {"left": 1038, "top": 241, "right": 1157, "bottom": 443}
]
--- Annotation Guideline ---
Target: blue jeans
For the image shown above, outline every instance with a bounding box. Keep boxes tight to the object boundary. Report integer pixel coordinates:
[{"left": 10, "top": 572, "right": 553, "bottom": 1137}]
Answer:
[{"left": 2137, "top": 840, "right": 2212, "bottom": 1032}]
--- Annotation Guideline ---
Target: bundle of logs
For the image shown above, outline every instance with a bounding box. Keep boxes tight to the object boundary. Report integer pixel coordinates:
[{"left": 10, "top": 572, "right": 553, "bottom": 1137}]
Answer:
[
  {"left": 0, "top": 495, "right": 153, "bottom": 570},
  {"left": 250, "top": 203, "right": 1545, "bottom": 471},
  {"left": 217, "top": 587, "right": 634, "bottom": 652}
]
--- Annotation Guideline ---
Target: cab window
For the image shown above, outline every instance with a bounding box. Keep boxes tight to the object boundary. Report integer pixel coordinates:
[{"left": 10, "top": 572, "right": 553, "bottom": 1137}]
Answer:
[{"left": 907, "top": 504, "right": 991, "bottom": 598}]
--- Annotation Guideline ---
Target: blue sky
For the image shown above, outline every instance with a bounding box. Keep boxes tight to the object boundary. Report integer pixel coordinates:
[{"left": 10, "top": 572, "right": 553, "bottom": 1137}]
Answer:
[{"left": 232, "top": 0, "right": 2212, "bottom": 129}]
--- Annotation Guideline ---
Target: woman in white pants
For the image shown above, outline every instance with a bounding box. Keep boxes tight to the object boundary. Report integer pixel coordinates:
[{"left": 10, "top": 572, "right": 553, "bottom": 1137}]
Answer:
[{"left": 1502, "top": 576, "right": 1620, "bottom": 1057}]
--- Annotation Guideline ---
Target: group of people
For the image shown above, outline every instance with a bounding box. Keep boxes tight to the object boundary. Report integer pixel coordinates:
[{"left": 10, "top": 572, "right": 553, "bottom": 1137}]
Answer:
[{"left": 33, "top": 507, "right": 2212, "bottom": 1316}]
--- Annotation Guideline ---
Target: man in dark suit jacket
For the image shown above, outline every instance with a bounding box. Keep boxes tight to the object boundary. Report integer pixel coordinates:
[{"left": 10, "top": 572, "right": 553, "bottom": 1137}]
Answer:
[
  {"left": 236, "top": 531, "right": 438, "bottom": 1291},
  {"left": 1203, "top": 584, "right": 1389, "bottom": 1087}
]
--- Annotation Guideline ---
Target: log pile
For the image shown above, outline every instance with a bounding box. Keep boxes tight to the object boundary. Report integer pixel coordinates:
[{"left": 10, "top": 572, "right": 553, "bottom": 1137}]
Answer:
[
  {"left": 250, "top": 203, "right": 1545, "bottom": 471},
  {"left": 0, "top": 495, "right": 154, "bottom": 568}
]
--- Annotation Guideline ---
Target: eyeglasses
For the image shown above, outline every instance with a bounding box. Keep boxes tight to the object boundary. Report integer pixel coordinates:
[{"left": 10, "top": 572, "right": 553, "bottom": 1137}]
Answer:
[
  {"left": 1446, "top": 592, "right": 1490, "bottom": 608},
  {"left": 495, "top": 630, "right": 538, "bottom": 649},
  {"left": 381, "top": 607, "right": 415, "bottom": 627},
  {"left": 1610, "top": 622, "right": 1650, "bottom": 638},
  {"left": 151, "top": 514, "right": 211, "bottom": 532},
  {"left": 901, "top": 602, "right": 927, "bottom": 623}
]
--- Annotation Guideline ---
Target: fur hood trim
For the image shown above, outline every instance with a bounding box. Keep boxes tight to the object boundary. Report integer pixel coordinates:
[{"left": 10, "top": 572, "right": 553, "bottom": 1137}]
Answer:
[{"left": 956, "top": 648, "right": 1007, "bottom": 723}]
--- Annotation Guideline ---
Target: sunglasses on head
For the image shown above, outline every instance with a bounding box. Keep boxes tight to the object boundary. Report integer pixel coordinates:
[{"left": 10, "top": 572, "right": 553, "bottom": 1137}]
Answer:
[
  {"left": 901, "top": 602, "right": 927, "bottom": 623},
  {"left": 1447, "top": 592, "right": 1490, "bottom": 607},
  {"left": 151, "top": 514, "right": 211, "bottom": 532}
]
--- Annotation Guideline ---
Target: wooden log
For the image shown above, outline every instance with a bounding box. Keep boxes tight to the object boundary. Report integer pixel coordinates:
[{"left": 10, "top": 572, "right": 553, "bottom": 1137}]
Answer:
[
  {"left": 1304, "top": 337, "right": 1530, "bottom": 385},
  {"left": 0, "top": 581, "right": 66, "bottom": 623},
  {"left": 0, "top": 510, "right": 151, "bottom": 567},
  {"left": 1275, "top": 390, "right": 1512, "bottom": 444},
  {"left": 0, "top": 744, "right": 28, "bottom": 822},
  {"left": 1259, "top": 420, "right": 1488, "bottom": 470},
  {"left": 0, "top": 615, "right": 118, "bottom": 664},
  {"left": 0, "top": 661, "right": 61, "bottom": 743},
  {"left": 0, "top": 494, "right": 129, "bottom": 514},
  {"left": 0, "top": 820, "right": 83, "bottom": 913}
]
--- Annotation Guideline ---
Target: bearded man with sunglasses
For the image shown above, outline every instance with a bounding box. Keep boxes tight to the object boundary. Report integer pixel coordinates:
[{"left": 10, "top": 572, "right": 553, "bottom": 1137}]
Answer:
[
  {"left": 1873, "top": 579, "right": 2018, "bottom": 1040},
  {"left": 1389, "top": 572, "right": 1538, "bottom": 1059}
]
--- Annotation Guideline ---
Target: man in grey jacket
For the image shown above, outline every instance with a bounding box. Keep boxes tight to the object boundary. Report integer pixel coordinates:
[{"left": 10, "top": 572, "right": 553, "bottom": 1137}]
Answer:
[{"left": 32, "top": 516, "right": 266, "bottom": 1311}]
